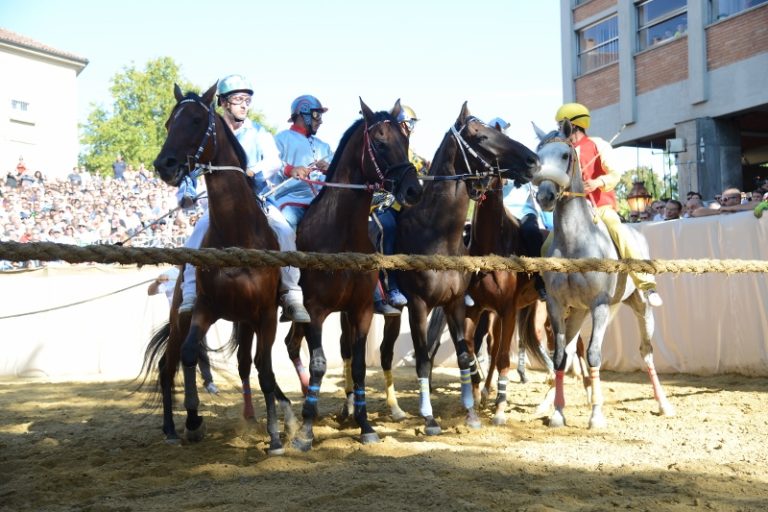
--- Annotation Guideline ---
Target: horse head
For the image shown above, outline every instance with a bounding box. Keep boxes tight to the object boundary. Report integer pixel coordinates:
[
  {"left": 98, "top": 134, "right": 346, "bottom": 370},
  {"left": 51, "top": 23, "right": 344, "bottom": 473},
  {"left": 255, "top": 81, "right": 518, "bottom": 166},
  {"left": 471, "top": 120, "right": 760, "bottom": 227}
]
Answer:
[
  {"left": 451, "top": 102, "right": 539, "bottom": 184},
  {"left": 153, "top": 83, "right": 219, "bottom": 187},
  {"left": 359, "top": 98, "right": 423, "bottom": 207},
  {"left": 532, "top": 120, "right": 581, "bottom": 212}
]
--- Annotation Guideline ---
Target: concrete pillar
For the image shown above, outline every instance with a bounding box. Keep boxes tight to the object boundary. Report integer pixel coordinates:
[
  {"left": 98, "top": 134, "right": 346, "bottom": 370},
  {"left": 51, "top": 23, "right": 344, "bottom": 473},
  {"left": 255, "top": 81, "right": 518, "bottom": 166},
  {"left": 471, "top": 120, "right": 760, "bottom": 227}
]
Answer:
[{"left": 674, "top": 117, "right": 742, "bottom": 200}]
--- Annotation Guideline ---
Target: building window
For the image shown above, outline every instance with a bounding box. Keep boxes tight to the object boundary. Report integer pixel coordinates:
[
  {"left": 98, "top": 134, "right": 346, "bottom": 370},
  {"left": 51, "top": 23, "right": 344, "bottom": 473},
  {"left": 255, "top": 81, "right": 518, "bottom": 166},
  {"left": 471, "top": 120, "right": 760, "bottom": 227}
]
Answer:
[
  {"left": 637, "top": 0, "right": 688, "bottom": 50},
  {"left": 11, "top": 99, "right": 30, "bottom": 112},
  {"left": 577, "top": 15, "right": 619, "bottom": 75},
  {"left": 712, "top": 0, "right": 768, "bottom": 21}
]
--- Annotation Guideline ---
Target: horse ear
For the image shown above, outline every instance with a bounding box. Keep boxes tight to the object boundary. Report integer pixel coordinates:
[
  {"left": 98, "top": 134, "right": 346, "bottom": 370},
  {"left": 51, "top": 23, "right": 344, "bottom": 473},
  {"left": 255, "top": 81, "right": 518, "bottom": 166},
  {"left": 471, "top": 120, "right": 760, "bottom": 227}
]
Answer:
[
  {"left": 458, "top": 101, "right": 470, "bottom": 125},
  {"left": 532, "top": 122, "right": 548, "bottom": 142},
  {"left": 561, "top": 119, "right": 573, "bottom": 138},
  {"left": 359, "top": 97, "right": 374, "bottom": 125},
  {"left": 174, "top": 84, "right": 183, "bottom": 102},
  {"left": 202, "top": 83, "right": 218, "bottom": 106},
  {"left": 391, "top": 99, "right": 402, "bottom": 121}
]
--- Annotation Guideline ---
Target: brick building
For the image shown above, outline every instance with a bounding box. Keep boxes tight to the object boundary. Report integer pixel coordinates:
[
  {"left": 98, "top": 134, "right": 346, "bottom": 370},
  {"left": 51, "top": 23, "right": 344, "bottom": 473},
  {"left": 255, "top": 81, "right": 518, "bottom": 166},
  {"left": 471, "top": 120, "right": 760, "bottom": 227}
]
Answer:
[
  {"left": 0, "top": 28, "right": 88, "bottom": 178},
  {"left": 560, "top": 0, "right": 768, "bottom": 199}
]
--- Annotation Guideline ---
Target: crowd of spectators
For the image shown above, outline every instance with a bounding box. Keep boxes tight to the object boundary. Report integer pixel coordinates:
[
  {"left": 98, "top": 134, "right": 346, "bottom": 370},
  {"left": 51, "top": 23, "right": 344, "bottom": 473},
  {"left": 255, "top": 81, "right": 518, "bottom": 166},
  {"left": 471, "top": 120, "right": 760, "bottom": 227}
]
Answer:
[
  {"left": 628, "top": 179, "right": 768, "bottom": 223},
  {"left": 1, "top": 164, "right": 204, "bottom": 270}
]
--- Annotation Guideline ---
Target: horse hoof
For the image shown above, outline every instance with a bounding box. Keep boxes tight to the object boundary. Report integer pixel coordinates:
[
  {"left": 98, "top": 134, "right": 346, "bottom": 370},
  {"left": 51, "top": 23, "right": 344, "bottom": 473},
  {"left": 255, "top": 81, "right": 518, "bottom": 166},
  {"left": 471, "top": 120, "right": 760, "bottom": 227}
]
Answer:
[
  {"left": 390, "top": 407, "right": 407, "bottom": 421},
  {"left": 268, "top": 443, "right": 286, "bottom": 456},
  {"left": 492, "top": 415, "right": 507, "bottom": 426},
  {"left": 588, "top": 415, "right": 607, "bottom": 429},
  {"left": 424, "top": 417, "right": 442, "bottom": 436},
  {"left": 164, "top": 436, "right": 182, "bottom": 446},
  {"left": 292, "top": 436, "right": 313, "bottom": 452},
  {"left": 184, "top": 421, "right": 207, "bottom": 443},
  {"left": 361, "top": 432, "right": 381, "bottom": 445},
  {"left": 465, "top": 412, "right": 482, "bottom": 430},
  {"left": 548, "top": 412, "right": 566, "bottom": 428},
  {"left": 480, "top": 389, "right": 489, "bottom": 407},
  {"left": 659, "top": 402, "right": 676, "bottom": 417}
]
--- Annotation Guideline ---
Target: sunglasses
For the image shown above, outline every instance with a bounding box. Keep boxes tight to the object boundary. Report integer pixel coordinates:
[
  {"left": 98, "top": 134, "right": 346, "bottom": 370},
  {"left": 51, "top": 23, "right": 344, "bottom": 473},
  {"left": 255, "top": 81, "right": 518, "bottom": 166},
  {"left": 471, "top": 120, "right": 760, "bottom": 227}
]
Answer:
[
  {"left": 309, "top": 110, "right": 323, "bottom": 120},
  {"left": 227, "top": 95, "right": 252, "bottom": 106}
]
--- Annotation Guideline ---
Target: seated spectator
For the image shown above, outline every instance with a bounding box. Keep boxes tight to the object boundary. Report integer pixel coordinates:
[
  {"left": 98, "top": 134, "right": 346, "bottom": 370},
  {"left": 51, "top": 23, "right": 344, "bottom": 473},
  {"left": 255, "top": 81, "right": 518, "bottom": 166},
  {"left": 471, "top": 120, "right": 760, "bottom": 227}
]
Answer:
[
  {"left": 683, "top": 196, "right": 705, "bottom": 218},
  {"left": 691, "top": 188, "right": 754, "bottom": 217},
  {"left": 650, "top": 200, "right": 666, "bottom": 221},
  {"left": 664, "top": 199, "right": 682, "bottom": 220}
]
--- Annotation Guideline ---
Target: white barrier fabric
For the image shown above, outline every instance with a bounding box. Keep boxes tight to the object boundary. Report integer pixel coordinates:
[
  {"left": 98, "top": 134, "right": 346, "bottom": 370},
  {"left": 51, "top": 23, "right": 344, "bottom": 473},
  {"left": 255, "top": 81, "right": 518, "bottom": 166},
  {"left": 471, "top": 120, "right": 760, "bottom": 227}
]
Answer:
[{"left": 0, "top": 211, "right": 766, "bottom": 380}]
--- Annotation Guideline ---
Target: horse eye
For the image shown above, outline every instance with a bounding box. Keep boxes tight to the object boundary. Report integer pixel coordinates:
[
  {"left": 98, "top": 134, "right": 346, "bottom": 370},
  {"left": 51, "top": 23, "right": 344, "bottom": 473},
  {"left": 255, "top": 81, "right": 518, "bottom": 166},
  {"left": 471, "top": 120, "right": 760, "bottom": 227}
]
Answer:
[{"left": 561, "top": 153, "right": 569, "bottom": 161}]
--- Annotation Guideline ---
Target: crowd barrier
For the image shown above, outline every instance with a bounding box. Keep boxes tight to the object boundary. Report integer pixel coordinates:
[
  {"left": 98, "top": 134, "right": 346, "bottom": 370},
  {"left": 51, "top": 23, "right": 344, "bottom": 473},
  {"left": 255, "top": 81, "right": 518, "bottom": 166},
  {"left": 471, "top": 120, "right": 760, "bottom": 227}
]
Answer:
[{"left": 0, "top": 210, "right": 766, "bottom": 381}]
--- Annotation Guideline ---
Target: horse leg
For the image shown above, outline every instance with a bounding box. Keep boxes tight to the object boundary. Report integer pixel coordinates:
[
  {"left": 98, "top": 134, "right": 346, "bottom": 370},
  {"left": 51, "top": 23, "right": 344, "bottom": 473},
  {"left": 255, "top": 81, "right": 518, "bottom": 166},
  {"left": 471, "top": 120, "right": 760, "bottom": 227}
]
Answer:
[
  {"left": 253, "top": 311, "right": 285, "bottom": 456},
  {"left": 234, "top": 322, "right": 256, "bottom": 420},
  {"left": 179, "top": 311, "right": 214, "bottom": 442},
  {"left": 350, "top": 311, "right": 380, "bottom": 445},
  {"left": 338, "top": 312, "right": 355, "bottom": 422},
  {"left": 285, "top": 323, "right": 309, "bottom": 396},
  {"left": 292, "top": 317, "right": 327, "bottom": 452},
  {"left": 584, "top": 303, "right": 612, "bottom": 429},
  {"left": 546, "top": 303, "right": 583, "bottom": 428},
  {"left": 158, "top": 319, "right": 184, "bottom": 443},
  {"left": 380, "top": 315, "right": 406, "bottom": 420},
  {"left": 629, "top": 293, "right": 676, "bottom": 417},
  {"left": 463, "top": 307, "right": 484, "bottom": 406},
  {"left": 408, "top": 298, "right": 441, "bottom": 435},
  {"left": 491, "top": 310, "right": 516, "bottom": 426},
  {"left": 446, "top": 301, "right": 481, "bottom": 429}
]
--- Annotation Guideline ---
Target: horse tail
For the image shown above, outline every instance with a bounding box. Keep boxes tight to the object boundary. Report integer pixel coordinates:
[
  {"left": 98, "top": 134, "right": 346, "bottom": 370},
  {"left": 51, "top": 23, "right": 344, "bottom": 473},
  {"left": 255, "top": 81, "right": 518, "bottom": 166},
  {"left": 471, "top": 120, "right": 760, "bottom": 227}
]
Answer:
[
  {"left": 135, "top": 321, "right": 172, "bottom": 407},
  {"left": 427, "top": 307, "right": 447, "bottom": 361},
  {"left": 517, "top": 303, "right": 553, "bottom": 371}
]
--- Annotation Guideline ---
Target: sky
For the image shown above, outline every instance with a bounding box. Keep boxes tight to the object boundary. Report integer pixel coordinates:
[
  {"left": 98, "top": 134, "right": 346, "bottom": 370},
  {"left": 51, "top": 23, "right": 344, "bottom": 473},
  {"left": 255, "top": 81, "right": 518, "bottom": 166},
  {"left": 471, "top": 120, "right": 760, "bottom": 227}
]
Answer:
[{"left": 0, "top": 0, "right": 664, "bottom": 174}]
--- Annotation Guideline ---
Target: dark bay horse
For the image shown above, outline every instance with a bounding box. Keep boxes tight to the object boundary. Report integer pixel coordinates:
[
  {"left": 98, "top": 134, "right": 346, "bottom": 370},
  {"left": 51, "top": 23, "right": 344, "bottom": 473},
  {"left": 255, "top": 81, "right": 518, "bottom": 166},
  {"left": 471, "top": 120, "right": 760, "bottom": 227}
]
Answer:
[
  {"left": 143, "top": 83, "right": 291, "bottom": 454},
  {"left": 289, "top": 99, "right": 423, "bottom": 451},
  {"left": 532, "top": 120, "right": 675, "bottom": 429},
  {"left": 378, "top": 104, "right": 539, "bottom": 434}
]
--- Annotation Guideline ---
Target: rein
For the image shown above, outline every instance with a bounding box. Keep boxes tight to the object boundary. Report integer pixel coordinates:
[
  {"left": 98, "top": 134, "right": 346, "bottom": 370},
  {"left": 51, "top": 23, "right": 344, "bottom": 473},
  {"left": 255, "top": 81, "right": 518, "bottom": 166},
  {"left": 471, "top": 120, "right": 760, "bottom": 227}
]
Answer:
[{"left": 176, "top": 97, "right": 218, "bottom": 172}]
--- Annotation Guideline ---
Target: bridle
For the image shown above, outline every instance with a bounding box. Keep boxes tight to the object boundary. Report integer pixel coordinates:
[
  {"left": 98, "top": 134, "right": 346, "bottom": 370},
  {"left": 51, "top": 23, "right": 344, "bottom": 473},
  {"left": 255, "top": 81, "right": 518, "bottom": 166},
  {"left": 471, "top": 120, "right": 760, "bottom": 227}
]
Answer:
[
  {"left": 537, "top": 134, "right": 587, "bottom": 202},
  {"left": 448, "top": 116, "right": 509, "bottom": 180},
  {"left": 170, "top": 96, "right": 248, "bottom": 180},
  {"left": 361, "top": 118, "right": 416, "bottom": 193}
]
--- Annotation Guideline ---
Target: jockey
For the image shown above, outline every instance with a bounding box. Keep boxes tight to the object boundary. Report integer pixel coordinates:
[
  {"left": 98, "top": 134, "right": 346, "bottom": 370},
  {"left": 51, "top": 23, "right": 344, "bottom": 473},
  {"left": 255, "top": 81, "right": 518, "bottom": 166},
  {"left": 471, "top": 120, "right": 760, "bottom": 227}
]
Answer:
[
  {"left": 553, "top": 102, "right": 662, "bottom": 307},
  {"left": 270, "top": 95, "right": 334, "bottom": 230},
  {"left": 177, "top": 74, "right": 311, "bottom": 322},
  {"left": 370, "top": 104, "right": 429, "bottom": 315}
]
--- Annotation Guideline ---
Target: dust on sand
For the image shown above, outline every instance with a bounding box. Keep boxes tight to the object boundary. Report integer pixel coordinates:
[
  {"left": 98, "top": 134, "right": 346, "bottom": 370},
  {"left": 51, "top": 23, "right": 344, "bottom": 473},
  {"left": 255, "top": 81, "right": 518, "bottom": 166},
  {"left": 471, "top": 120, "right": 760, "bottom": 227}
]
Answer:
[{"left": 1, "top": 367, "right": 767, "bottom": 512}]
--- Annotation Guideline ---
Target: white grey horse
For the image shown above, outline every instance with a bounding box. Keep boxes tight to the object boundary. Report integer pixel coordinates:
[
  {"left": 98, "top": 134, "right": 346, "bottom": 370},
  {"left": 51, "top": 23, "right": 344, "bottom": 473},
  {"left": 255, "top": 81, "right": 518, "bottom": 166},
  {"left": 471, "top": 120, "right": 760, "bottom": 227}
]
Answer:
[{"left": 532, "top": 120, "right": 675, "bottom": 429}]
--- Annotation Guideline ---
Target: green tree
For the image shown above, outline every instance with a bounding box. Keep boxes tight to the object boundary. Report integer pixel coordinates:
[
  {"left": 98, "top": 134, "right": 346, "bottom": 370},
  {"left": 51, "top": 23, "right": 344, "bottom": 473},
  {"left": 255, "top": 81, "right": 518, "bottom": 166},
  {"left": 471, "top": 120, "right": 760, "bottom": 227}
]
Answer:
[{"left": 80, "top": 57, "right": 272, "bottom": 176}]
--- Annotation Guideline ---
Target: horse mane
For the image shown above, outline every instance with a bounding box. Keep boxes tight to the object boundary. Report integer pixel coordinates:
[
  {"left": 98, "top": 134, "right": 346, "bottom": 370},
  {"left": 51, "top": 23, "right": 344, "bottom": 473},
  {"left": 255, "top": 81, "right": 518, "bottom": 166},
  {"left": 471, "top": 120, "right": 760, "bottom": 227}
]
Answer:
[
  {"left": 312, "top": 109, "right": 395, "bottom": 203},
  {"left": 536, "top": 129, "right": 561, "bottom": 150}
]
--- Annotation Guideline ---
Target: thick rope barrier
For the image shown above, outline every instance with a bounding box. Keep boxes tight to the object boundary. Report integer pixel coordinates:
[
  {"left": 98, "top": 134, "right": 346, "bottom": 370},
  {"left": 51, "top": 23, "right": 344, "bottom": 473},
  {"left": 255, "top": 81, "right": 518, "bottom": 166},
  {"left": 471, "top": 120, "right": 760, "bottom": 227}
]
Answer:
[{"left": 0, "top": 241, "right": 766, "bottom": 275}]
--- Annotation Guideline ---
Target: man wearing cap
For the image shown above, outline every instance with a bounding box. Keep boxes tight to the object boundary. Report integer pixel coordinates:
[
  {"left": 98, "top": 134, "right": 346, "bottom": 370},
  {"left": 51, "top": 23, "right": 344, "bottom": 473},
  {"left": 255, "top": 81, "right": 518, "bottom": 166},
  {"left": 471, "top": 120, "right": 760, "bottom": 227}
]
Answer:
[
  {"left": 553, "top": 102, "right": 662, "bottom": 307},
  {"left": 270, "top": 95, "right": 334, "bottom": 230}
]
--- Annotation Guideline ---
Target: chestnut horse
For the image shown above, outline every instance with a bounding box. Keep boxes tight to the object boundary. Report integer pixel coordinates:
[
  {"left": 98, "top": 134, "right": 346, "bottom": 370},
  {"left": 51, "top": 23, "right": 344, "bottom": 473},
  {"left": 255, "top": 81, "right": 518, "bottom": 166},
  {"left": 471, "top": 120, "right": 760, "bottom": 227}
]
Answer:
[
  {"left": 143, "top": 83, "right": 291, "bottom": 454},
  {"left": 288, "top": 99, "right": 423, "bottom": 451}
]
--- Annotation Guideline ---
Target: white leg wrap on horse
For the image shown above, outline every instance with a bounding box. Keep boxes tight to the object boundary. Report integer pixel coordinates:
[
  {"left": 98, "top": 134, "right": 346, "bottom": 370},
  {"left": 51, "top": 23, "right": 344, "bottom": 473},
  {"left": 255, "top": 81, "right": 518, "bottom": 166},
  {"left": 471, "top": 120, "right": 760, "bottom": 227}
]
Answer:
[
  {"left": 418, "top": 377, "right": 432, "bottom": 417},
  {"left": 460, "top": 368, "right": 474, "bottom": 409}
]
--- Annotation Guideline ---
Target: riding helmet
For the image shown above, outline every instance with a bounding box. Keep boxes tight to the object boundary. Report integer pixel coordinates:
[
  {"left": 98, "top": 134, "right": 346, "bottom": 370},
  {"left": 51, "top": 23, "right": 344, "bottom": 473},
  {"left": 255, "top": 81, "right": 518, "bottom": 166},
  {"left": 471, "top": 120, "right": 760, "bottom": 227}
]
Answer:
[
  {"left": 217, "top": 75, "right": 254, "bottom": 98},
  {"left": 555, "top": 102, "right": 591, "bottom": 130},
  {"left": 289, "top": 95, "right": 328, "bottom": 122}
]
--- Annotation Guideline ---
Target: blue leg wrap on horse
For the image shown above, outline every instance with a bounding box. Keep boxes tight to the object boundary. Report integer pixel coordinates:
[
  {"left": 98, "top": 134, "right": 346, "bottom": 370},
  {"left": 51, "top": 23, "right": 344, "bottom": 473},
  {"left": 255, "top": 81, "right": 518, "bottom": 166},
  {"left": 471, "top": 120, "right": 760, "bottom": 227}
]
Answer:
[
  {"left": 182, "top": 365, "right": 199, "bottom": 411},
  {"left": 306, "top": 384, "right": 320, "bottom": 403},
  {"left": 418, "top": 378, "right": 433, "bottom": 417},
  {"left": 460, "top": 368, "right": 474, "bottom": 409},
  {"left": 354, "top": 388, "right": 366, "bottom": 408}
]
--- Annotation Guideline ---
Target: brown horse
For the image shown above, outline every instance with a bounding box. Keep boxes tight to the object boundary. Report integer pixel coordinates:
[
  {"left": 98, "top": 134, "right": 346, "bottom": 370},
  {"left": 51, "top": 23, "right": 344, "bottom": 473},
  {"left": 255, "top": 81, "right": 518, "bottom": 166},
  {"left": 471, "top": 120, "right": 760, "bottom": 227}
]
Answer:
[
  {"left": 378, "top": 104, "right": 539, "bottom": 435},
  {"left": 462, "top": 175, "right": 547, "bottom": 424},
  {"left": 143, "top": 83, "right": 291, "bottom": 454},
  {"left": 289, "top": 99, "right": 423, "bottom": 451}
]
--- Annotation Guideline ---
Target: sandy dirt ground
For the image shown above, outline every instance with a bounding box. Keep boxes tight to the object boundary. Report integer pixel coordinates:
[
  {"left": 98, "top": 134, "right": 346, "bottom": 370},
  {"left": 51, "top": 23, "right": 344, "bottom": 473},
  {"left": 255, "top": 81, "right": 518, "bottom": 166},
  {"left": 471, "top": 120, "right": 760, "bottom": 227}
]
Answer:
[{"left": 1, "top": 366, "right": 768, "bottom": 512}]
